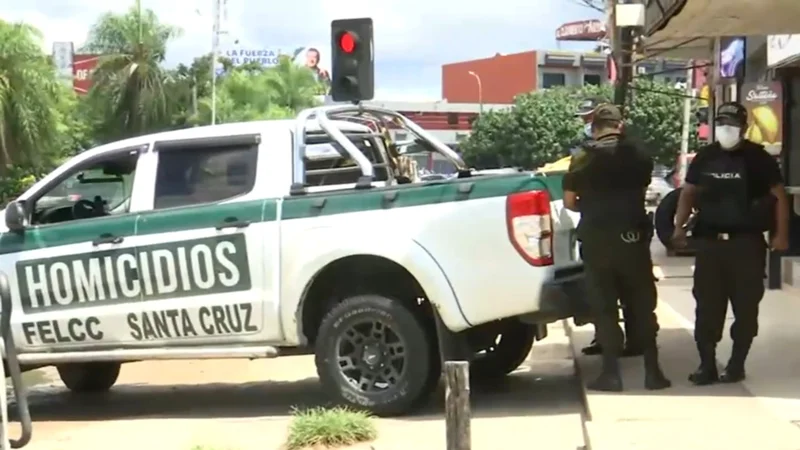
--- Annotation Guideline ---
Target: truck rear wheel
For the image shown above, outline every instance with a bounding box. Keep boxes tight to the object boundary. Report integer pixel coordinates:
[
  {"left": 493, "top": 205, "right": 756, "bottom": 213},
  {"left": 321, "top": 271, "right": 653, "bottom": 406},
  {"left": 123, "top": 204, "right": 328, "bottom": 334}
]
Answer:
[
  {"left": 655, "top": 188, "right": 681, "bottom": 249},
  {"left": 57, "top": 362, "right": 121, "bottom": 393},
  {"left": 470, "top": 321, "right": 536, "bottom": 381},
  {"left": 315, "top": 294, "right": 436, "bottom": 417}
]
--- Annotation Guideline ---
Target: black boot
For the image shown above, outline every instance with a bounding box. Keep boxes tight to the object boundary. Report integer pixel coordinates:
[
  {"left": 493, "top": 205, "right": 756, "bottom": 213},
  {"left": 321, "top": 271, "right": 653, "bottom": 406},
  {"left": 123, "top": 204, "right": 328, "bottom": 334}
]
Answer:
[
  {"left": 582, "top": 339, "right": 603, "bottom": 356},
  {"left": 720, "top": 340, "right": 751, "bottom": 383},
  {"left": 643, "top": 347, "right": 671, "bottom": 390},
  {"left": 688, "top": 342, "right": 718, "bottom": 385},
  {"left": 587, "top": 353, "right": 623, "bottom": 392},
  {"left": 622, "top": 343, "right": 644, "bottom": 357}
]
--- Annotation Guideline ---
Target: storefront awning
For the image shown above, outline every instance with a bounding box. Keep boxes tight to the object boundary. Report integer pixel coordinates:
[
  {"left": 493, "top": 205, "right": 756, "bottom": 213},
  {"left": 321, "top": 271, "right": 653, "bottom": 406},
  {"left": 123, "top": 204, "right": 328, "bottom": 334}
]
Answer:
[{"left": 643, "top": 0, "right": 800, "bottom": 59}]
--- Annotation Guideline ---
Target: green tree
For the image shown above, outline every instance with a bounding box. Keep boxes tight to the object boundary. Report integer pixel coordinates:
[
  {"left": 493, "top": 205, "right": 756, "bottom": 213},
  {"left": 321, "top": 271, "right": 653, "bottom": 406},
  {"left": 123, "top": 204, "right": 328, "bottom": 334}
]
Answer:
[
  {"left": 0, "top": 20, "right": 63, "bottom": 172},
  {"left": 192, "top": 56, "right": 322, "bottom": 125},
  {"left": 263, "top": 56, "right": 324, "bottom": 111},
  {"left": 462, "top": 87, "right": 583, "bottom": 169},
  {"left": 82, "top": 1, "right": 181, "bottom": 141},
  {"left": 52, "top": 85, "right": 94, "bottom": 158},
  {"left": 625, "top": 79, "right": 698, "bottom": 167},
  {"left": 462, "top": 80, "right": 697, "bottom": 169}
]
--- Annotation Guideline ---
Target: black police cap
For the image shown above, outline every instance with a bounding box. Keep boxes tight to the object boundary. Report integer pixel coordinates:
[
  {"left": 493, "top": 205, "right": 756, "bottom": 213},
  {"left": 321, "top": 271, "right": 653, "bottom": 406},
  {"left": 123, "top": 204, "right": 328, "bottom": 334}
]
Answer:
[{"left": 716, "top": 102, "right": 748, "bottom": 125}]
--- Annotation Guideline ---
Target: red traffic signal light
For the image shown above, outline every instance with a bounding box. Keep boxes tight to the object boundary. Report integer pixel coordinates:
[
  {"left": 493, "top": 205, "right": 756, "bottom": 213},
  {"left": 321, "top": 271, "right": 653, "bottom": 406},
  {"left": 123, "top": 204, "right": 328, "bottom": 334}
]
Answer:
[{"left": 339, "top": 31, "right": 356, "bottom": 53}]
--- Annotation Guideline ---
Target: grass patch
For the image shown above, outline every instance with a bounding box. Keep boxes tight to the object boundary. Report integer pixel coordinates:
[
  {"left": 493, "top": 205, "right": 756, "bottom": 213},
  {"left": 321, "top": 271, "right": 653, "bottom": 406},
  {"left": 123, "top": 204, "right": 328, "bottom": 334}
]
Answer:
[
  {"left": 21, "top": 369, "right": 50, "bottom": 388},
  {"left": 285, "top": 406, "right": 377, "bottom": 450}
]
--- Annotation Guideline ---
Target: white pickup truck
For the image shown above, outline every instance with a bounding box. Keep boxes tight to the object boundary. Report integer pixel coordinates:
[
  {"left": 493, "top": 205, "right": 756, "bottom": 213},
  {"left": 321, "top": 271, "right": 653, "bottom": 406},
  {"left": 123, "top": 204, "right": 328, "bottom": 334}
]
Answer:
[{"left": 0, "top": 104, "right": 585, "bottom": 416}]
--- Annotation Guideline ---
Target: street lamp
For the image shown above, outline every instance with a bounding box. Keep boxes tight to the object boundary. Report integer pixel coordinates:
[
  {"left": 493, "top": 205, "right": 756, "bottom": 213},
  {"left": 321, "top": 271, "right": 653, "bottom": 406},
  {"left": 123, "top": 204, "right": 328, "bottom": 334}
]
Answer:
[{"left": 468, "top": 71, "right": 483, "bottom": 114}]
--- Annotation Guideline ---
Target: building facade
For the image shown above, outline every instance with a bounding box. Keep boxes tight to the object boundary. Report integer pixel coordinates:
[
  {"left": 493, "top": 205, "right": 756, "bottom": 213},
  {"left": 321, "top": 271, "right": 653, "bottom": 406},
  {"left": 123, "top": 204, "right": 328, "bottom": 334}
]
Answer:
[
  {"left": 442, "top": 49, "right": 695, "bottom": 104},
  {"left": 441, "top": 51, "right": 537, "bottom": 104},
  {"left": 360, "top": 100, "right": 510, "bottom": 145}
]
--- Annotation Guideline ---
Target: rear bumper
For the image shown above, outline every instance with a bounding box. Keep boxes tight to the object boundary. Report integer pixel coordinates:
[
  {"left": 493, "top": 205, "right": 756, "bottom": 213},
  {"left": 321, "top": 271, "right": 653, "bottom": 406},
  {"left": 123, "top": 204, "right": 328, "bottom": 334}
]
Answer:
[{"left": 527, "top": 264, "right": 591, "bottom": 325}]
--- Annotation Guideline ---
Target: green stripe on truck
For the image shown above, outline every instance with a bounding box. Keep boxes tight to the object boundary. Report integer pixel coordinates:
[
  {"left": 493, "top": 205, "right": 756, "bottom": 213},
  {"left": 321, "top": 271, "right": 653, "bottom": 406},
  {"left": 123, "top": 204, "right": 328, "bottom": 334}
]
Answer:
[{"left": 0, "top": 174, "right": 563, "bottom": 254}]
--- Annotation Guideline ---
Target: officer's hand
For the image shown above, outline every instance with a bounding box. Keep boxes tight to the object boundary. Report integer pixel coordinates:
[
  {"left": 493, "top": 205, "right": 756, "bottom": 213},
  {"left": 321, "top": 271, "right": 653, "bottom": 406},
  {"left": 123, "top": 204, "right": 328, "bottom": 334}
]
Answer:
[
  {"left": 770, "top": 234, "right": 789, "bottom": 252},
  {"left": 671, "top": 227, "right": 688, "bottom": 248}
]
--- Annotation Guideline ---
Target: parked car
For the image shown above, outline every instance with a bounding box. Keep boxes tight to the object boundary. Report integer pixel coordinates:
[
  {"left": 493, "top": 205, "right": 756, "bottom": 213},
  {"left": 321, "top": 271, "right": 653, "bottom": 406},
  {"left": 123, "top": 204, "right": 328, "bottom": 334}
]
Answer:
[{"left": 646, "top": 176, "right": 674, "bottom": 205}]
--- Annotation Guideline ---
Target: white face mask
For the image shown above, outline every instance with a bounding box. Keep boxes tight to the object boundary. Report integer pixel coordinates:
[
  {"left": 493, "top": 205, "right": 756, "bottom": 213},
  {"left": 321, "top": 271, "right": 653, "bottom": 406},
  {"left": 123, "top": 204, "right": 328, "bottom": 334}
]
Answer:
[
  {"left": 584, "top": 123, "right": 593, "bottom": 138},
  {"left": 715, "top": 125, "right": 742, "bottom": 150}
]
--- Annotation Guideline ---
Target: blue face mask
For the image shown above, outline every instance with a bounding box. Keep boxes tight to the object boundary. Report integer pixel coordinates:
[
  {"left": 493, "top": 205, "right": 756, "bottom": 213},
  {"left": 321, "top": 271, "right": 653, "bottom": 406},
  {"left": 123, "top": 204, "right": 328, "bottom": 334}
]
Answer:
[{"left": 584, "top": 123, "right": 592, "bottom": 138}]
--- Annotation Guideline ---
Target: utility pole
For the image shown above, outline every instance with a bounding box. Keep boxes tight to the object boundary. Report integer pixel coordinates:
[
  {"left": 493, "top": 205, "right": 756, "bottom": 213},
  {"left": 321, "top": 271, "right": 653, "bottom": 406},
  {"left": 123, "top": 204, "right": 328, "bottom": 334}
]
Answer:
[
  {"left": 211, "top": 0, "right": 222, "bottom": 125},
  {"left": 608, "top": 0, "right": 633, "bottom": 108},
  {"left": 678, "top": 63, "right": 695, "bottom": 183}
]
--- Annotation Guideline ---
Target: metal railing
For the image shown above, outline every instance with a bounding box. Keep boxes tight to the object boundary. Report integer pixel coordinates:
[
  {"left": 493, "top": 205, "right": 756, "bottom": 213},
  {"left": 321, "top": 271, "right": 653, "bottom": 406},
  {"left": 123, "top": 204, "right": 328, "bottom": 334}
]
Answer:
[
  {"left": 0, "top": 272, "right": 32, "bottom": 448},
  {"left": 291, "top": 104, "right": 468, "bottom": 193}
]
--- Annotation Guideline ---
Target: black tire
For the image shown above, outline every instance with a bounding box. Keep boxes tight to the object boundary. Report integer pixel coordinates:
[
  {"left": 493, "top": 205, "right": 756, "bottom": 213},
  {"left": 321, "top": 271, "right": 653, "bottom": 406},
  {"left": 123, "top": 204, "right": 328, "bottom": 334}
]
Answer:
[
  {"left": 655, "top": 188, "right": 681, "bottom": 249},
  {"left": 57, "top": 362, "right": 121, "bottom": 393},
  {"left": 470, "top": 321, "right": 536, "bottom": 381},
  {"left": 315, "top": 295, "right": 436, "bottom": 417}
]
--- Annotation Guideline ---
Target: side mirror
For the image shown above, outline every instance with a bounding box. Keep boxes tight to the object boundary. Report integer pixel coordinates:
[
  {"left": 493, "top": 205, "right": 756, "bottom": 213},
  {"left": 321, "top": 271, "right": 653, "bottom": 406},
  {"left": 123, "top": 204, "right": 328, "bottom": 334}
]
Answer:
[{"left": 5, "top": 202, "right": 28, "bottom": 232}]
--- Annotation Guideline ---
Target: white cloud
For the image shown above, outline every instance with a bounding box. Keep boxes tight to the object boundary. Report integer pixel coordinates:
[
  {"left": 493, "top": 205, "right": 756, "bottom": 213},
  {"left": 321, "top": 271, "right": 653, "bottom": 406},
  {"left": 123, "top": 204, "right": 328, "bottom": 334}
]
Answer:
[{"left": 3, "top": 0, "right": 601, "bottom": 100}]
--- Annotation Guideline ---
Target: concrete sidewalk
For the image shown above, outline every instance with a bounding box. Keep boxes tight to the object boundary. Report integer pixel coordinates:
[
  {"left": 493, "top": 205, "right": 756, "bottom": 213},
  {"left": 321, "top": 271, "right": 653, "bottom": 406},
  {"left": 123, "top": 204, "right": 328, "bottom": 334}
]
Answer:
[{"left": 569, "top": 282, "right": 800, "bottom": 450}]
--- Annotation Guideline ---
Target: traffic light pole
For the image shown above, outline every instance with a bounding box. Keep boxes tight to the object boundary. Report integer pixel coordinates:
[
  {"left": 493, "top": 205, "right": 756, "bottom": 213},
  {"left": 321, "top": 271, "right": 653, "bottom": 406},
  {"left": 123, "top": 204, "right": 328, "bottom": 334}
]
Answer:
[{"left": 211, "top": 0, "right": 222, "bottom": 125}]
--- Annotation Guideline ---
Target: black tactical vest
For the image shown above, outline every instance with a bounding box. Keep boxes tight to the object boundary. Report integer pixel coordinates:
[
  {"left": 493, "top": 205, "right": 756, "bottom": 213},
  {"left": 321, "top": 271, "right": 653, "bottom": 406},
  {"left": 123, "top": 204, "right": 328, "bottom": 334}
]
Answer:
[
  {"left": 574, "top": 138, "right": 650, "bottom": 234},
  {"left": 695, "top": 151, "right": 768, "bottom": 233}
]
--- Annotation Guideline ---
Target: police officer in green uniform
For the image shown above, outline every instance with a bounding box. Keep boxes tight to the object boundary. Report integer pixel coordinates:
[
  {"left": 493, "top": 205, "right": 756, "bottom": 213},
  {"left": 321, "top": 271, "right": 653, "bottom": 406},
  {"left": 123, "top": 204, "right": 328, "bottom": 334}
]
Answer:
[
  {"left": 563, "top": 104, "right": 671, "bottom": 392},
  {"left": 672, "top": 102, "right": 790, "bottom": 385},
  {"left": 573, "top": 96, "right": 644, "bottom": 358}
]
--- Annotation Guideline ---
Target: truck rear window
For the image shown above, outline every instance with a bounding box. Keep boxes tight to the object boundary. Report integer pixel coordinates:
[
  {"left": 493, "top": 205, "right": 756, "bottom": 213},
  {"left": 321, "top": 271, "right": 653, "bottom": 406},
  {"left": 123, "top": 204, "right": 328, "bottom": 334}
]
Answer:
[{"left": 304, "top": 135, "right": 389, "bottom": 186}]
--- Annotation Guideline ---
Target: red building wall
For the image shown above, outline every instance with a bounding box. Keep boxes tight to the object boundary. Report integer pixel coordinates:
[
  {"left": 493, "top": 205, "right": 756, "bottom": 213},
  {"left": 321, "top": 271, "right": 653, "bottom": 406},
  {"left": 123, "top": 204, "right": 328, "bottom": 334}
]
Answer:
[
  {"left": 399, "top": 111, "right": 477, "bottom": 130},
  {"left": 441, "top": 51, "right": 537, "bottom": 104}
]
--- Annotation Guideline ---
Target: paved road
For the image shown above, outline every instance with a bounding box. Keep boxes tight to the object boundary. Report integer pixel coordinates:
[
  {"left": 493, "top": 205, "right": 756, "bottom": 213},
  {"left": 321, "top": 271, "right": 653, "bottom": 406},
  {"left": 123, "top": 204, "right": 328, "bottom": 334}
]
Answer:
[{"left": 9, "top": 326, "right": 586, "bottom": 450}]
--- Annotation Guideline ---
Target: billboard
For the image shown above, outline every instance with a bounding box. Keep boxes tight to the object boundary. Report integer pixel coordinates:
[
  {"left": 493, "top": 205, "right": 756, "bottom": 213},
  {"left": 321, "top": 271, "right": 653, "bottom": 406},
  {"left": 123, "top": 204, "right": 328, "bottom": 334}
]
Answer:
[
  {"left": 768, "top": 34, "right": 800, "bottom": 67},
  {"left": 555, "top": 20, "right": 606, "bottom": 42},
  {"left": 741, "top": 82, "right": 783, "bottom": 156},
  {"left": 52, "top": 42, "right": 75, "bottom": 84},
  {"left": 73, "top": 54, "right": 100, "bottom": 95},
  {"left": 221, "top": 46, "right": 331, "bottom": 84}
]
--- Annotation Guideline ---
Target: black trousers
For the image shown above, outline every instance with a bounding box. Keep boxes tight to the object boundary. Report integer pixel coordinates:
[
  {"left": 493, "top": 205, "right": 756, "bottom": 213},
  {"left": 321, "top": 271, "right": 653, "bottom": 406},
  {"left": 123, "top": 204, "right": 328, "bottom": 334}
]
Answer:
[
  {"left": 693, "top": 234, "right": 766, "bottom": 344},
  {"left": 581, "top": 243, "right": 636, "bottom": 344},
  {"left": 582, "top": 229, "right": 660, "bottom": 354}
]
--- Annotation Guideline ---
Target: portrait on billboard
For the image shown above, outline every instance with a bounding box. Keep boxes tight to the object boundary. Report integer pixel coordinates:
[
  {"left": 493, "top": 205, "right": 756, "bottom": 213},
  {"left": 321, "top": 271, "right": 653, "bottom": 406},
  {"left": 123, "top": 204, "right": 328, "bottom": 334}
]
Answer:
[{"left": 292, "top": 46, "right": 331, "bottom": 84}]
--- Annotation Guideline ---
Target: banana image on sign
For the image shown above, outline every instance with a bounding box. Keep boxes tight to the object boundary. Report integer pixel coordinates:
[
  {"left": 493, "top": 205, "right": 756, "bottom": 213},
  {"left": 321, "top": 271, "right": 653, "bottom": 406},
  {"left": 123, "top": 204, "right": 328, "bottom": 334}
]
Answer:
[
  {"left": 742, "top": 82, "right": 783, "bottom": 156},
  {"left": 745, "top": 106, "right": 780, "bottom": 144}
]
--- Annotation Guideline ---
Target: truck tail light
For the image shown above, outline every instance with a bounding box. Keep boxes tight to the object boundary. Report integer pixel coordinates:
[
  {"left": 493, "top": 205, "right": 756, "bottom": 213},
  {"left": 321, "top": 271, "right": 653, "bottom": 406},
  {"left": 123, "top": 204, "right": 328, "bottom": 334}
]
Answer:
[{"left": 506, "top": 190, "right": 553, "bottom": 266}]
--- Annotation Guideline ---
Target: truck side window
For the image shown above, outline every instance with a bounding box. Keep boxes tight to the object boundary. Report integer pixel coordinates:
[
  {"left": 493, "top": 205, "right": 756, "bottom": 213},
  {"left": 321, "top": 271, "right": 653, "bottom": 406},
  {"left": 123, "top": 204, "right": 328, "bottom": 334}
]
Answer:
[
  {"left": 153, "top": 144, "right": 258, "bottom": 210},
  {"left": 29, "top": 151, "right": 138, "bottom": 226}
]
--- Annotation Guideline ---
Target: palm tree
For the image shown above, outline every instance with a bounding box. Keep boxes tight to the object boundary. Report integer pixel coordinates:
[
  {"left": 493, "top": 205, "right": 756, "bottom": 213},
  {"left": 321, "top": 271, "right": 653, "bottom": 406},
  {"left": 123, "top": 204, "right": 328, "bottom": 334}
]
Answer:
[
  {"left": 82, "top": 1, "right": 181, "bottom": 141},
  {"left": 0, "top": 20, "right": 62, "bottom": 172},
  {"left": 264, "top": 56, "right": 324, "bottom": 111}
]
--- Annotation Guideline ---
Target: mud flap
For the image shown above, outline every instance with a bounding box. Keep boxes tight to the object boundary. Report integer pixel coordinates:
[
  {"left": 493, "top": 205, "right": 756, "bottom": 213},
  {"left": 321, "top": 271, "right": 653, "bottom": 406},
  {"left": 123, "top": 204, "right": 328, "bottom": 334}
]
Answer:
[{"left": 432, "top": 310, "right": 471, "bottom": 363}]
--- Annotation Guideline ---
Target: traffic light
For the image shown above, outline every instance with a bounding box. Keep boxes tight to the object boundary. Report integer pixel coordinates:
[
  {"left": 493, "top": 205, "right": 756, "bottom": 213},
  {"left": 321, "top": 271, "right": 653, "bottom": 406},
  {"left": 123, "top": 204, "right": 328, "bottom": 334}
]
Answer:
[{"left": 331, "top": 18, "right": 374, "bottom": 102}]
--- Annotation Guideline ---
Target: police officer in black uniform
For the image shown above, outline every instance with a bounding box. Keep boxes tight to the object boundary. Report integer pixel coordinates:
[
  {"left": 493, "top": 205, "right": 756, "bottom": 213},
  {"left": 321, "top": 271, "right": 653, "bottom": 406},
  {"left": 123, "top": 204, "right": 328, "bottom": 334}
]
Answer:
[
  {"left": 569, "top": 96, "right": 604, "bottom": 156},
  {"left": 563, "top": 104, "right": 671, "bottom": 392},
  {"left": 672, "top": 102, "right": 790, "bottom": 385},
  {"left": 573, "top": 96, "right": 643, "bottom": 358}
]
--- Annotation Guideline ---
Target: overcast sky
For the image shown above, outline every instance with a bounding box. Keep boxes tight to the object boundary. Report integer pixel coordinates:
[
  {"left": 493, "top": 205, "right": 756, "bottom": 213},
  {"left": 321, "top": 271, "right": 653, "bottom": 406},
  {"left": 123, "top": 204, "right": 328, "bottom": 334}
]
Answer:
[{"left": 4, "top": 0, "right": 601, "bottom": 100}]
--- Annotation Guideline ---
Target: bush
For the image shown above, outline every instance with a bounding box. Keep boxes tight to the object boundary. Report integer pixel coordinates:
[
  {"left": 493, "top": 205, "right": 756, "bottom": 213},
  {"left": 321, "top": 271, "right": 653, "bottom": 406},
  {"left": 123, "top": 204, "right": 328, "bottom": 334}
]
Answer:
[
  {"left": 285, "top": 407, "right": 377, "bottom": 450},
  {"left": 0, "top": 167, "right": 42, "bottom": 207},
  {"left": 462, "top": 80, "right": 698, "bottom": 170}
]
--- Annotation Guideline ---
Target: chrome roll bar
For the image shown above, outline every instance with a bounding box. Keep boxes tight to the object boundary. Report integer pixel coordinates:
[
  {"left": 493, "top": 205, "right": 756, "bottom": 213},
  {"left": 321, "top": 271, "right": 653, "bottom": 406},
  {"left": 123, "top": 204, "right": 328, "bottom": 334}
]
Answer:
[{"left": 291, "top": 104, "right": 468, "bottom": 191}]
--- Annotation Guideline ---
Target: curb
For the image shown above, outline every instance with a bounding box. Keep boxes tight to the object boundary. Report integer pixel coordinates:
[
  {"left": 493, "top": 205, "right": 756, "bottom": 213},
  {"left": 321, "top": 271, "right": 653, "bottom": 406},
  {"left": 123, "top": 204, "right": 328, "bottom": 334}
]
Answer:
[{"left": 561, "top": 319, "right": 593, "bottom": 450}]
